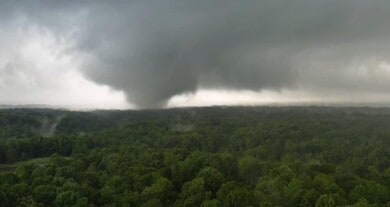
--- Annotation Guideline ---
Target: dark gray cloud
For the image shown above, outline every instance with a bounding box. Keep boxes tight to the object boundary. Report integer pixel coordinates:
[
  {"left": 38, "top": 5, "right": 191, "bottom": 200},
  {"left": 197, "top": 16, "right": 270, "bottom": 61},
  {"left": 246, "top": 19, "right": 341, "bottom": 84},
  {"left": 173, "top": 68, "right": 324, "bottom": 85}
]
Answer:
[{"left": 2, "top": 0, "right": 390, "bottom": 108}]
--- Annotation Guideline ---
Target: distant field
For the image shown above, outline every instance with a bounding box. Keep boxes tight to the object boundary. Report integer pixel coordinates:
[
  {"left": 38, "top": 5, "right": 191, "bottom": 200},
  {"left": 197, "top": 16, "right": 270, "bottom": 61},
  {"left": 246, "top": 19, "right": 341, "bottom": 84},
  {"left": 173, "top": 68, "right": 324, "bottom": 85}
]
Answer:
[{"left": 0, "top": 157, "right": 50, "bottom": 173}]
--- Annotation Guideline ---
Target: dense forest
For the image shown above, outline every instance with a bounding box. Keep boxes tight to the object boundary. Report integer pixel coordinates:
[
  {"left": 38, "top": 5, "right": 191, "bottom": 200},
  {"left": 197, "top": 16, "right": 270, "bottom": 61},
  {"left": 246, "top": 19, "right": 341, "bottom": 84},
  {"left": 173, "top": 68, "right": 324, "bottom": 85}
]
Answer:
[{"left": 0, "top": 106, "right": 389, "bottom": 207}]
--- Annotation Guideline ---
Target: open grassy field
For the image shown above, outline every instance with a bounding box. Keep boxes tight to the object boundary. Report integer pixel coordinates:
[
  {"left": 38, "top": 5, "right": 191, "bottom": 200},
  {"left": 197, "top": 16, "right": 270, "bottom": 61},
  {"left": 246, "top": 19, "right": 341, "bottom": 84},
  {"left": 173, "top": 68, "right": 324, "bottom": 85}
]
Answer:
[{"left": 0, "top": 157, "right": 50, "bottom": 174}]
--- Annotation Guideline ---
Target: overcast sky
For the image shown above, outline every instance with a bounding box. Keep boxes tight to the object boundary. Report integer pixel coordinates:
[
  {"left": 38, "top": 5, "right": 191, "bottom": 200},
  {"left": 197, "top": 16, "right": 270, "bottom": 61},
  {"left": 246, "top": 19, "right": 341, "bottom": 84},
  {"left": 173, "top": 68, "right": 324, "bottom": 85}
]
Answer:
[{"left": 1, "top": 0, "right": 390, "bottom": 109}]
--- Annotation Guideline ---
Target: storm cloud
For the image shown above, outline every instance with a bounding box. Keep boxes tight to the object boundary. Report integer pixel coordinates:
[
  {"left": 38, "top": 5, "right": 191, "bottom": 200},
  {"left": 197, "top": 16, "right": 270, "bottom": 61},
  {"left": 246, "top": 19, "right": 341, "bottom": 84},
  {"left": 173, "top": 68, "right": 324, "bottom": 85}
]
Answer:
[{"left": 2, "top": 0, "right": 390, "bottom": 108}]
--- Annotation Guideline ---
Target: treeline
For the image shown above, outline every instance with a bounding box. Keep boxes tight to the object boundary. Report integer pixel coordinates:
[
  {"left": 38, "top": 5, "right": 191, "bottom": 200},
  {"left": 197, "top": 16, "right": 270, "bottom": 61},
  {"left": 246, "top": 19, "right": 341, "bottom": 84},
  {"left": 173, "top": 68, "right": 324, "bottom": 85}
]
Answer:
[{"left": 0, "top": 107, "right": 389, "bottom": 206}]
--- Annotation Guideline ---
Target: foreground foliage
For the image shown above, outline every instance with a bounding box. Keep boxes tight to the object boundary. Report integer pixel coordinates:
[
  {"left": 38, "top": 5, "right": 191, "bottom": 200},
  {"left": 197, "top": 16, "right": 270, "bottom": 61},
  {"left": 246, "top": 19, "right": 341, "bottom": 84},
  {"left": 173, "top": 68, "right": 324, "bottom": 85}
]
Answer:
[{"left": 0, "top": 107, "right": 389, "bottom": 206}]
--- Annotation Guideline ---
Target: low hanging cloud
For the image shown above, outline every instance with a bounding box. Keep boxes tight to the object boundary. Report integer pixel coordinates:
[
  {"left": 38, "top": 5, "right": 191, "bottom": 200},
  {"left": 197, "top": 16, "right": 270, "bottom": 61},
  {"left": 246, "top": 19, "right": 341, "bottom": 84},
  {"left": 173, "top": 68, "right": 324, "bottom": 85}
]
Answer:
[
  {"left": 2, "top": 0, "right": 390, "bottom": 108},
  {"left": 0, "top": 18, "right": 128, "bottom": 109}
]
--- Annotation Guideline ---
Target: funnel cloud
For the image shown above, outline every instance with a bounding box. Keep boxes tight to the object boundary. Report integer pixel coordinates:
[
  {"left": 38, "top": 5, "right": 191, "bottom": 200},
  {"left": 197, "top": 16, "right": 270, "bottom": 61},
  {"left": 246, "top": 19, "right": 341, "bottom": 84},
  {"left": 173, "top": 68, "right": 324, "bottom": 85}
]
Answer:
[{"left": 2, "top": 0, "right": 390, "bottom": 108}]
